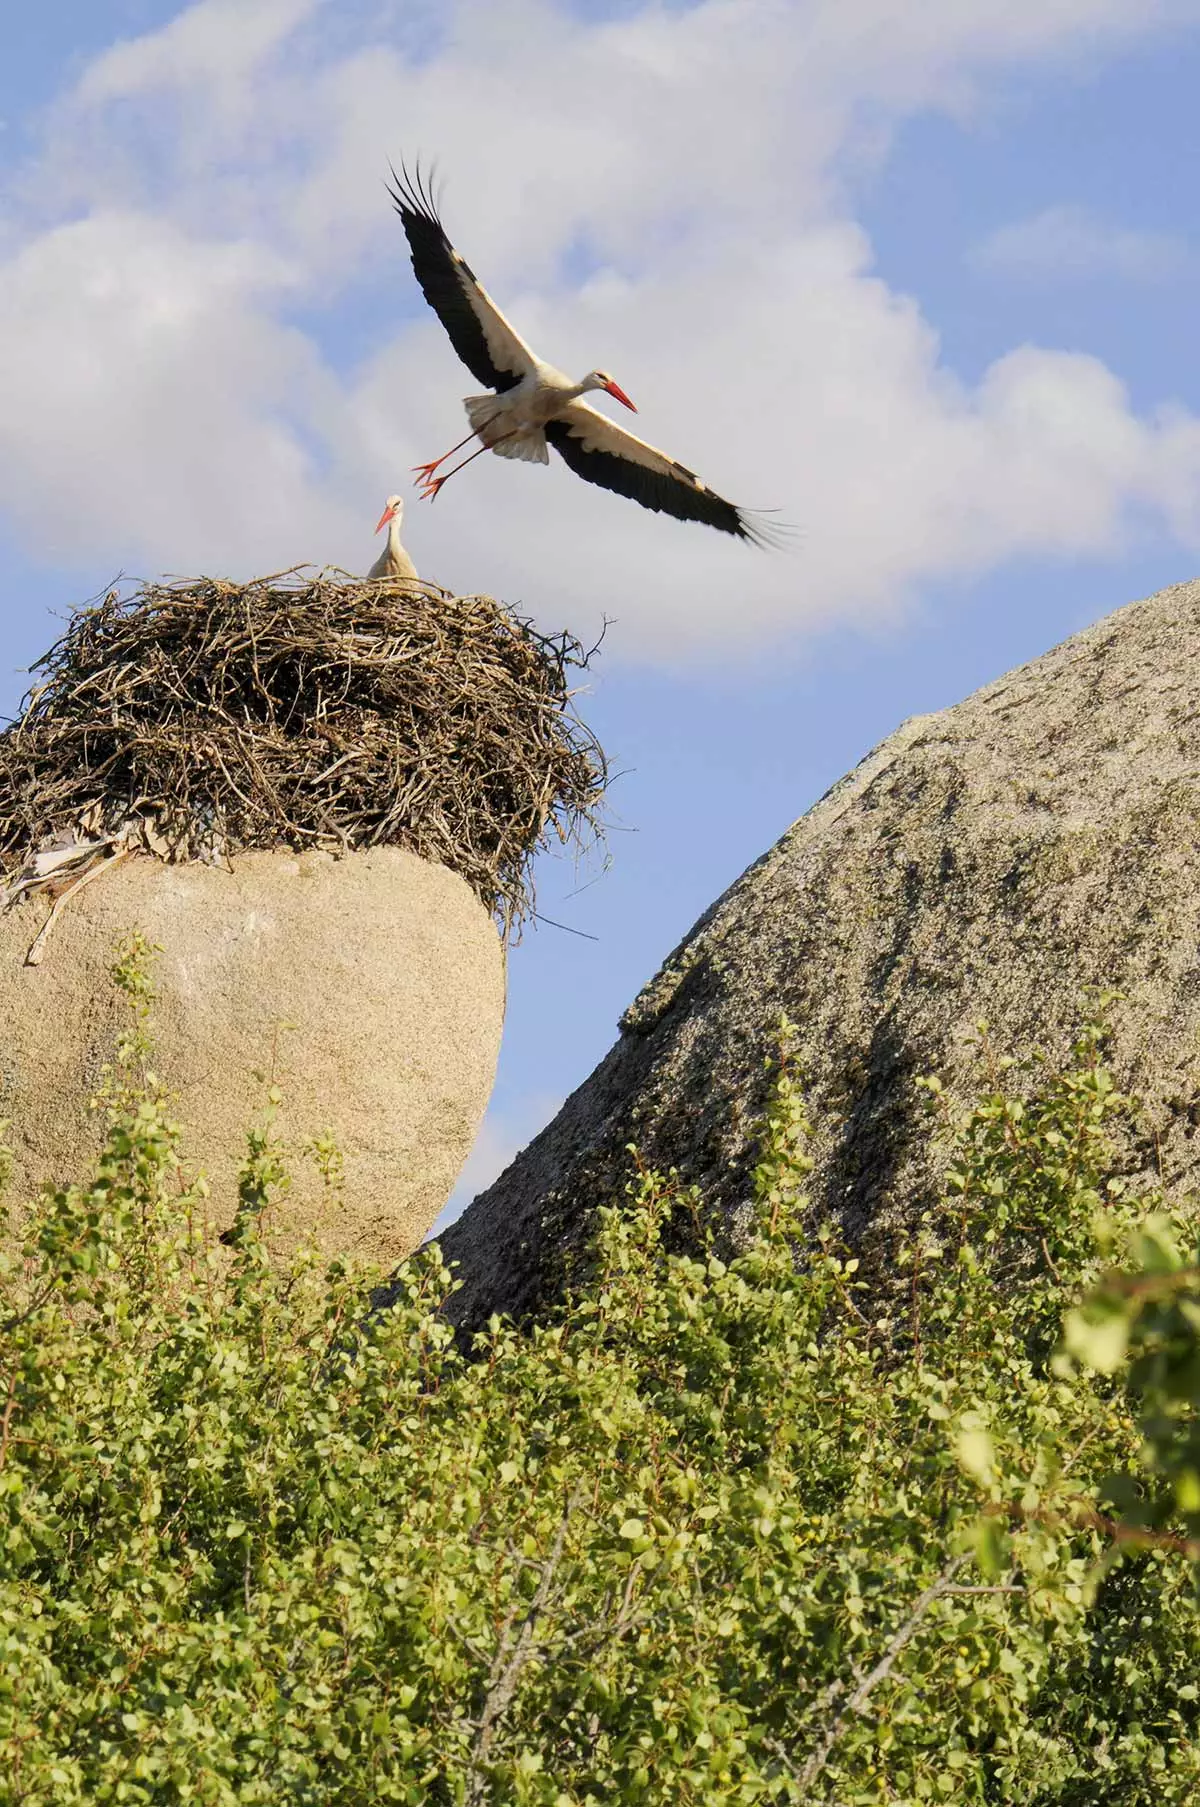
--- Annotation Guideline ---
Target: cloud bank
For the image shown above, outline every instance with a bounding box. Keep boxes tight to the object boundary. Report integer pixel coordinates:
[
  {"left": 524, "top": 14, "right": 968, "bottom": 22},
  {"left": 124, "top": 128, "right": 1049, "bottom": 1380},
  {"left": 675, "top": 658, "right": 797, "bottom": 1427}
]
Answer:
[
  {"left": 972, "top": 203, "right": 1190, "bottom": 282},
  {"left": 2, "top": 0, "right": 1200, "bottom": 660}
]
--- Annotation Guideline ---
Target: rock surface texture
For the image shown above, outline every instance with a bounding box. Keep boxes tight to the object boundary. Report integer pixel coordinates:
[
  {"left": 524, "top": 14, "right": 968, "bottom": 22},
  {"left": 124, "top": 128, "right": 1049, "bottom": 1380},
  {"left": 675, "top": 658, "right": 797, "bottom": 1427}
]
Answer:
[
  {"left": 0, "top": 846, "right": 504, "bottom": 1266},
  {"left": 438, "top": 575, "right": 1200, "bottom": 1331}
]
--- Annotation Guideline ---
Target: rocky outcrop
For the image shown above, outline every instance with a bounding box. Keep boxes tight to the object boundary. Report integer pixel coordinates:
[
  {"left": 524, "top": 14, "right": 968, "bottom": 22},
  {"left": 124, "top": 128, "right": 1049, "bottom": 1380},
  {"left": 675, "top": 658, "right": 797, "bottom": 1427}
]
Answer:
[
  {"left": 0, "top": 845, "right": 505, "bottom": 1266},
  {"left": 437, "top": 575, "right": 1200, "bottom": 1331}
]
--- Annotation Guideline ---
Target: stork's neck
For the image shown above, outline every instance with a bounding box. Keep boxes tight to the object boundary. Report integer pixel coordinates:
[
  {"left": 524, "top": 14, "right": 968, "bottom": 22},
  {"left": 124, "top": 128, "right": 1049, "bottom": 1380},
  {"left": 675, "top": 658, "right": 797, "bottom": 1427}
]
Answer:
[
  {"left": 387, "top": 515, "right": 404, "bottom": 558},
  {"left": 543, "top": 372, "right": 593, "bottom": 405}
]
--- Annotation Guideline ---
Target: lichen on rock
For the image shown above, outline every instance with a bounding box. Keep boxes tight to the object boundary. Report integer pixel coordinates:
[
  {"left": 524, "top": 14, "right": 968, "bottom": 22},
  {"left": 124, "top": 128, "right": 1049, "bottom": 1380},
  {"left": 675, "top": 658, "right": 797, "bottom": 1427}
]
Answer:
[{"left": 437, "top": 576, "right": 1200, "bottom": 1334}]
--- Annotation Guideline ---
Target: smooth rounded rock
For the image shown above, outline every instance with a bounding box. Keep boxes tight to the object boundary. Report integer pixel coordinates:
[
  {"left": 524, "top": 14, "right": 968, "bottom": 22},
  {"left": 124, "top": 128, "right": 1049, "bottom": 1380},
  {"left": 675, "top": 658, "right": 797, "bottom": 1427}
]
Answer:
[{"left": 0, "top": 846, "right": 505, "bottom": 1266}]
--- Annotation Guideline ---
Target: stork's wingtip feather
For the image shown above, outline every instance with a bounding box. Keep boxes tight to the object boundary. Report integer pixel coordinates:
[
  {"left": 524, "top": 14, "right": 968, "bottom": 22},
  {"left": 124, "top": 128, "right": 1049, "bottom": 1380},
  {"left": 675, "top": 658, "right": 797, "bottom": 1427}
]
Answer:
[
  {"left": 386, "top": 154, "right": 445, "bottom": 225},
  {"left": 384, "top": 159, "right": 410, "bottom": 216},
  {"left": 736, "top": 508, "right": 798, "bottom": 552},
  {"left": 424, "top": 158, "right": 445, "bottom": 216}
]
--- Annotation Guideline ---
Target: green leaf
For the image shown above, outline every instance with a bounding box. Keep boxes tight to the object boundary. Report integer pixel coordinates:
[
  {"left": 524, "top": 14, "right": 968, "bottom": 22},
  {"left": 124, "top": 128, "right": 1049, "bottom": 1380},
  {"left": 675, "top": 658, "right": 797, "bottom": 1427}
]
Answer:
[
  {"left": 1175, "top": 1469, "right": 1200, "bottom": 1514},
  {"left": 970, "top": 1514, "right": 1010, "bottom": 1580},
  {"left": 1062, "top": 1302, "right": 1130, "bottom": 1374},
  {"left": 955, "top": 1425, "right": 995, "bottom": 1483}
]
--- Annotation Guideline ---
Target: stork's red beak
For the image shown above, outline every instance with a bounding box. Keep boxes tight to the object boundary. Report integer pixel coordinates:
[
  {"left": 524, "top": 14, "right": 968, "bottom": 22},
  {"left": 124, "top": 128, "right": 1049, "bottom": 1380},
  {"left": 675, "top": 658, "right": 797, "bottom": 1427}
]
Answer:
[
  {"left": 604, "top": 380, "right": 637, "bottom": 412},
  {"left": 374, "top": 503, "right": 397, "bottom": 533}
]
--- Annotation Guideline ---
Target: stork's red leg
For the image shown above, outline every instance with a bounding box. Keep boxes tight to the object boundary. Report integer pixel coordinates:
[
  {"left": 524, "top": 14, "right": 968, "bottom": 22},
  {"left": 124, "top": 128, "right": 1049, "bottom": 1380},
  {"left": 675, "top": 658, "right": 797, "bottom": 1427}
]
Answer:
[
  {"left": 418, "top": 430, "right": 522, "bottom": 499},
  {"left": 411, "top": 429, "right": 477, "bottom": 488}
]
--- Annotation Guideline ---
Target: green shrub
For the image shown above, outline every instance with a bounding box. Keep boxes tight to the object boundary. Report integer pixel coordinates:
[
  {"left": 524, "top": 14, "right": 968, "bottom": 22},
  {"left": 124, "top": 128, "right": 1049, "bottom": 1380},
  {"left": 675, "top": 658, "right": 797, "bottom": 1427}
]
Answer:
[{"left": 2, "top": 951, "right": 1200, "bottom": 1804}]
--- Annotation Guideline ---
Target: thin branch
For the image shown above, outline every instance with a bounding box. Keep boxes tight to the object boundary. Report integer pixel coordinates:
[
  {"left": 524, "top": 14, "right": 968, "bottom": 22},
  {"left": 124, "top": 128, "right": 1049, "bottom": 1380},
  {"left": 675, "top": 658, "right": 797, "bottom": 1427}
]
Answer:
[
  {"left": 940, "top": 1584, "right": 1025, "bottom": 1595},
  {"left": 993, "top": 1496, "right": 1200, "bottom": 1562},
  {"left": 763, "top": 1732, "right": 805, "bottom": 1785},
  {"left": 531, "top": 911, "right": 600, "bottom": 941},
  {"left": 0, "top": 1276, "right": 61, "bottom": 1338},
  {"left": 23, "top": 847, "right": 130, "bottom": 966},
  {"left": 0, "top": 1370, "right": 18, "bottom": 1473},
  {"left": 1039, "top": 1235, "right": 1063, "bottom": 1285},
  {"left": 798, "top": 1553, "right": 970, "bottom": 1791},
  {"left": 1095, "top": 1265, "right": 1200, "bottom": 1302},
  {"left": 464, "top": 1486, "right": 580, "bottom": 1804}
]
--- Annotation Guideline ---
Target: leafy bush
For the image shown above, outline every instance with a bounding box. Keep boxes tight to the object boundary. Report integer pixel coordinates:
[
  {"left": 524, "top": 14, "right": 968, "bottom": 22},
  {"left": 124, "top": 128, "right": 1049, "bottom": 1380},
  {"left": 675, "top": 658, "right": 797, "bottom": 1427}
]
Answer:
[
  {"left": 1064, "top": 1156, "right": 1200, "bottom": 1552},
  {"left": 3, "top": 949, "right": 1200, "bottom": 1804}
]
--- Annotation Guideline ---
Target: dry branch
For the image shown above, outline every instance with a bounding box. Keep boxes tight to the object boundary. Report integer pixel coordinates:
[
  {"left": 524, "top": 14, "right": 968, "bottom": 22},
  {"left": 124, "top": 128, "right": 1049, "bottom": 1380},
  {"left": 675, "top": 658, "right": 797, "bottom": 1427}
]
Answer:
[
  {"left": 0, "top": 569, "right": 607, "bottom": 935},
  {"left": 796, "top": 1553, "right": 970, "bottom": 1792},
  {"left": 465, "top": 1487, "right": 581, "bottom": 1804}
]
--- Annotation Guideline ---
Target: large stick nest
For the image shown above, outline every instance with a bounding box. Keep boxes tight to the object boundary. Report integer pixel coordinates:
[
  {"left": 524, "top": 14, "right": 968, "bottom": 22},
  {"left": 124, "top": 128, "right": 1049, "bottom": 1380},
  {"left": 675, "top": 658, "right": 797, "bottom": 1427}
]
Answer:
[{"left": 0, "top": 571, "right": 607, "bottom": 935}]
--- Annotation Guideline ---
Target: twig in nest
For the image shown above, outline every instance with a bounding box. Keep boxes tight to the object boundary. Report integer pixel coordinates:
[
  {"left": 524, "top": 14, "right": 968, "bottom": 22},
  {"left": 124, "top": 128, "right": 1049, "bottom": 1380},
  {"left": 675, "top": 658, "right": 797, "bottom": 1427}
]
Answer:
[
  {"left": 23, "top": 848, "right": 131, "bottom": 967},
  {"left": 0, "top": 571, "right": 608, "bottom": 938}
]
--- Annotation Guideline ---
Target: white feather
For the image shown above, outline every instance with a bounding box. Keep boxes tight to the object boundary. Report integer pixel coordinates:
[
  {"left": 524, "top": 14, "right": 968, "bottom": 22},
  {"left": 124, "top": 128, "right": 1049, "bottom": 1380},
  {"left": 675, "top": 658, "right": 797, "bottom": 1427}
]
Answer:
[
  {"left": 463, "top": 393, "right": 549, "bottom": 461},
  {"left": 368, "top": 496, "right": 420, "bottom": 581}
]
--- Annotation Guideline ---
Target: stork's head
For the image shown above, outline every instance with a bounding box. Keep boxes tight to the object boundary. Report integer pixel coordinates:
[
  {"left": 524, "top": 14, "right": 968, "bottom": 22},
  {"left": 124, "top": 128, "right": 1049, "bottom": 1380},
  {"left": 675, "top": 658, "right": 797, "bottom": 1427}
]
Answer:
[
  {"left": 375, "top": 494, "right": 404, "bottom": 533},
  {"left": 584, "top": 370, "right": 637, "bottom": 411}
]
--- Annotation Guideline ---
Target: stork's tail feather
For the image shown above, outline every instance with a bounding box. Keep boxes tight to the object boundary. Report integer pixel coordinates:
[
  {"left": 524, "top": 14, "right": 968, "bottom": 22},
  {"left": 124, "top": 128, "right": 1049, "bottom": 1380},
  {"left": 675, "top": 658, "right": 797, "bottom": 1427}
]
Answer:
[
  {"left": 463, "top": 394, "right": 507, "bottom": 438},
  {"left": 462, "top": 396, "right": 549, "bottom": 463}
]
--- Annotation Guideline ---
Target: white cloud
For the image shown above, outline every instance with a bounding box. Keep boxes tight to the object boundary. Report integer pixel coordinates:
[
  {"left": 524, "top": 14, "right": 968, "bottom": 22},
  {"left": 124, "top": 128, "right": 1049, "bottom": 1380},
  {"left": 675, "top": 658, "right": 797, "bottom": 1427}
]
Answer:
[
  {"left": 972, "top": 204, "right": 1190, "bottom": 282},
  {"left": 0, "top": 209, "right": 356, "bottom": 572},
  {"left": 75, "top": 0, "right": 321, "bottom": 106},
  {"left": 2, "top": 0, "right": 1200, "bottom": 658}
]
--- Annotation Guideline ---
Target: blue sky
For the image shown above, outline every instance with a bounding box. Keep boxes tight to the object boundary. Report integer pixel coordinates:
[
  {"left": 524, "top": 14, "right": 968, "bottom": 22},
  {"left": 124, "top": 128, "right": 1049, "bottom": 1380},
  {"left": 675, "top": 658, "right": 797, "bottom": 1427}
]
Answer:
[{"left": 3, "top": 0, "right": 1200, "bottom": 1210}]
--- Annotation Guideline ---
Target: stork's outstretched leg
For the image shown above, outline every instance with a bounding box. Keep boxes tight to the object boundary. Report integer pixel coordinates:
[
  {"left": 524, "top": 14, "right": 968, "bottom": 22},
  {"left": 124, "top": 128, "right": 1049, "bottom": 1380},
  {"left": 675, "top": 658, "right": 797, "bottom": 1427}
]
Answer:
[
  {"left": 411, "top": 428, "right": 478, "bottom": 488},
  {"left": 419, "top": 430, "right": 522, "bottom": 499}
]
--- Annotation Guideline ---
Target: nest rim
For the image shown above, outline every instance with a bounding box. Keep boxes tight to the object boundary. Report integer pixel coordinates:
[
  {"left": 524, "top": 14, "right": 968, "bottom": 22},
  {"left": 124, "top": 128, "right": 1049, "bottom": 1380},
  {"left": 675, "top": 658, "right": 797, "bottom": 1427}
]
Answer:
[{"left": 0, "top": 566, "right": 608, "bottom": 939}]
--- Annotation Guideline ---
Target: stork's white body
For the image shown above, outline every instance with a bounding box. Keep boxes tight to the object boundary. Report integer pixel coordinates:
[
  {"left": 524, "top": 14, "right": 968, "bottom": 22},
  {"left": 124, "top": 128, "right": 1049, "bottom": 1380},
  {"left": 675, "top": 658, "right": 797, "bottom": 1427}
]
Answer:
[
  {"left": 464, "top": 363, "right": 593, "bottom": 464},
  {"left": 369, "top": 496, "right": 420, "bottom": 581},
  {"left": 390, "top": 163, "right": 777, "bottom": 543}
]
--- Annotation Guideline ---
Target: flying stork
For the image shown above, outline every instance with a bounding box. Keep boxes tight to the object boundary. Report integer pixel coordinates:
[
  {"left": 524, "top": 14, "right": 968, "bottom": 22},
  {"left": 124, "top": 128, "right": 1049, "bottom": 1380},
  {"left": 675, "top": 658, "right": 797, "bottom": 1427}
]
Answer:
[
  {"left": 388, "top": 164, "right": 777, "bottom": 545},
  {"left": 368, "top": 494, "right": 420, "bottom": 581}
]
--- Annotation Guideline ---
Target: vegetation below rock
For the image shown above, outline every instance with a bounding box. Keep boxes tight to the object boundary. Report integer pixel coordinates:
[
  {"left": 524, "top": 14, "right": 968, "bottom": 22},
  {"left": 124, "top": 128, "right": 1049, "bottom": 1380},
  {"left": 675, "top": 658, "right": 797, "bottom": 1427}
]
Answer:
[{"left": 4, "top": 951, "right": 1200, "bottom": 1803}]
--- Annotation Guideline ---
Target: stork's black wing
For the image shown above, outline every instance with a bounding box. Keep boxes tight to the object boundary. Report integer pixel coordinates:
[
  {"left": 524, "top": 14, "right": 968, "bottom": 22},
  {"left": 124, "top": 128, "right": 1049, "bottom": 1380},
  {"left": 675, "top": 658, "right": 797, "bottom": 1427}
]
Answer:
[
  {"left": 545, "top": 402, "right": 774, "bottom": 543},
  {"left": 388, "top": 162, "right": 533, "bottom": 395}
]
